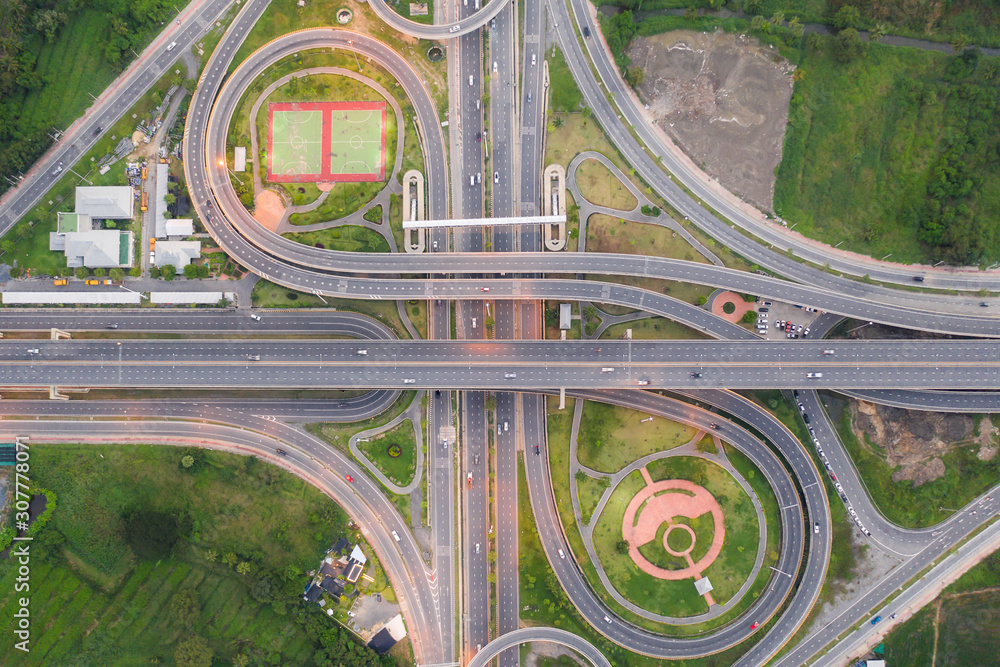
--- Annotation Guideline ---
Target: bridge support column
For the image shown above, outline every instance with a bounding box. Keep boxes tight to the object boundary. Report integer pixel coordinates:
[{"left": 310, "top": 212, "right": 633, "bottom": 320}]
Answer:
[
  {"left": 50, "top": 328, "right": 71, "bottom": 340},
  {"left": 49, "top": 386, "right": 69, "bottom": 400},
  {"left": 559, "top": 387, "right": 565, "bottom": 410}
]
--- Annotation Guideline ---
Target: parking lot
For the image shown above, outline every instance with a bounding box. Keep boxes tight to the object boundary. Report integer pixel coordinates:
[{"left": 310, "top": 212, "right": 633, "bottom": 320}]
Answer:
[{"left": 752, "top": 300, "right": 822, "bottom": 340}]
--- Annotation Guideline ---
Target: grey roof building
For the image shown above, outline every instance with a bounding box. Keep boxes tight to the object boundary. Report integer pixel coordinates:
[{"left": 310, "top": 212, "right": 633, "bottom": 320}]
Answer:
[
  {"left": 50, "top": 230, "right": 134, "bottom": 268},
  {"left": 75, "top": 186, "right": 134, "bottom": 219},
  {"left": 154, "top": 241, "right": 201, "bottom": 269}
]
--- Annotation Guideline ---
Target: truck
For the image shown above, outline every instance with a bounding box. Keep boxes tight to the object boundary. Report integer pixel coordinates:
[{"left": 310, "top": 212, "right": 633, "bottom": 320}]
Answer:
[
  {"left": 150, "top": 237, "right": 155, "bottom": 251},
  {"left": 140, "top": 191, "right": 149, "bottom": 212},
  {"left": 467, "top": 473, "right": 473, "bottom": 488},
  {"left": 85, "top": 279, "right": 101, "bottom": 286},
  {"left": 53, "top": 278, "right": 68, "bottom": 286},
  {"left": 141, "top": 166, "right": 147, "bottom": 181}
]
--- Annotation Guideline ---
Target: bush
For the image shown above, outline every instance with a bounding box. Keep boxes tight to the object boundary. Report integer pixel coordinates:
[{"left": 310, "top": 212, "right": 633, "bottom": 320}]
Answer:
[{"left": 75, "top": 267, "right": 89, "bottom": 280}]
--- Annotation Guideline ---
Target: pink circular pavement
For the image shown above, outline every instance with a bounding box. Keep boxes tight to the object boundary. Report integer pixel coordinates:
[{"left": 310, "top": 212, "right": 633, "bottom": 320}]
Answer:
[
  {"left": 711, "top": 291, "right": 752, "bottom": 323},
  {"left": 622, "top": 479, "right": 725, "bottom": 581}
]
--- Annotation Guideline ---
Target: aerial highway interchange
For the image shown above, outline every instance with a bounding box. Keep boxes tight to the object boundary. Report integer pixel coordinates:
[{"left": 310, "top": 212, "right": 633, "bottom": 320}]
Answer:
[{"left": 1, "top": 1, "right": 999, "bottom": 666}]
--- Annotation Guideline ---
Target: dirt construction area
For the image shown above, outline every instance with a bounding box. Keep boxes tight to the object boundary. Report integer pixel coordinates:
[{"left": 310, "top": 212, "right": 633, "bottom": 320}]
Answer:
[{"left": 627, "top": 30, "right": 795, "bottom": 212}]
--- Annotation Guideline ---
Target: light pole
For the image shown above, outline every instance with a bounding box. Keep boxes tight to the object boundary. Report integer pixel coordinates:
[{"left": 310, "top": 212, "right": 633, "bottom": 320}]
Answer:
[{"left": 348, "top": 40, "right": 362, "bottom": 71}]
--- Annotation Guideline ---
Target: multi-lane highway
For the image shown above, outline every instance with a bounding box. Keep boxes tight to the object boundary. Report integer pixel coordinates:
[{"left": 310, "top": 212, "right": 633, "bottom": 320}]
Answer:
[{"left": 6, "top": 339, "right": 1000, "bottom": 389}]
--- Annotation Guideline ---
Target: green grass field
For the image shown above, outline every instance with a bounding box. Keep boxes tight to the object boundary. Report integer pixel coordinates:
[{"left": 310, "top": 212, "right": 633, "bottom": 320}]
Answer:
[
  {"left": 577, "top": 401, "right": 698, "bottom": 473},
  {"left": 359, "top": 418, "right": 418, "bottom": 487},
  {"left": 775, "top": 39, "right": 1000, "bottom": 265},
  {"left": 0, "top": 444, "right": 392, "bottom": 666},
  {"left": 329, "top": 108, "right": 385, "bottom": 177},
  {"left": 283, "top": 225, "right": 391, "bottom": 254},
  {"left": 270, "top": 107, "right": 324, "bottom": 177}
]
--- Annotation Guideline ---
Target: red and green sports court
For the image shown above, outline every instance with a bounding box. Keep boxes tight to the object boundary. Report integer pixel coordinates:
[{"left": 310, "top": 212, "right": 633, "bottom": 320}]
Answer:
[{"left": 267, "top": 101, "right": 387, "bottom": 183}]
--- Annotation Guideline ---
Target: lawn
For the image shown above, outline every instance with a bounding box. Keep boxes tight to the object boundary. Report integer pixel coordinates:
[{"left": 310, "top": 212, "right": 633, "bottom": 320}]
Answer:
[
  {"left": 600, "top": 317, "right": 709, "bottom": 341},
  {"left": 826, "top": 396, "right": 1000, "bottom": 529},
  {"left": 587, "top": 214, "right": 710, "bottom": 264},
  {"left": 576, "top": 400, "right": 698, "bottom": 473},
  {"left": 775, "top": 38, "right": 1000, "bottom": 265},
  {"left": 359, "top": 418, "right": 418, "bottom": 487},
  {"left": 576, "top": 159, "right": 638, "bottom": 211},
  {"left": 283, "top": 225, "right": 391, "bottom": 253},
  {"left": 575, "top": 471, "right": 610, "bottom": 526},
  {"left": 592, "top": 456, "right": 760, "bottom": 616},
  {"left": 249, "top": 282, "right": 413, "bottom": 336},
  {"left": 546, "top": 45, "right": 583, "bottom": 113},
  {"left": 0, "top": 444, "right": 391, "bottom": 666}
]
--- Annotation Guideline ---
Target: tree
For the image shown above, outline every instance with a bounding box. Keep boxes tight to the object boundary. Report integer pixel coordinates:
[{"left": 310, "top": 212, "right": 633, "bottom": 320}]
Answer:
[
  {"left": 196, "top": 264, "right": 209, "bottom": 278},
  {"left": 181, "top": 455, "right": 194, "bottom": 468},
  {"left": 769, "top": 11, "right": 784, "bottom": 28},
  {"left": 743, "top": 0, "right": 762, "bottom": 15},
  {"left": 624, "top": 66, "right": 645, "bottom": 88},
  {"left": 149, "top": 265, "right": 160, "bottom": 279},
  {"left": 833, "top": 28, "right": 864, "bottom": 64},
  {"left": 951, "top": 33, "right": 970, "bottom": 53},
  {"left": 174, "top": 635, "right": 213, "bottom": 667},
  {"left": 788, "top": 16, "right": 804, "bottom": 39},
  {"left": 833, "top": 5, "right": 862, "bottom": 31},
  {"left": 183, "top": 263, "right": 198, "bottom": 279},
  {"left": 204, "top": 549, "right": 217, "bottom": 562},
  {"left": 124, "top": 509, "right": 185, "bottom": 560},
  {"left": 869, "top": 21, "right": 888, "bottom": 43},
  {"left": 75, "top": 267, "right": 89, "bottom": 280},
  {"left": 236, "top": 561, "right": 251, "bottom": 575},
  {"left": 615, "top": 540, "right": 630, "bottom": 554},
  {"left": 164, "top": 192, "right": 177, "bottom": 206},
  {"left": 129, "top": 267, "right": 142, "bottom": 278},
  {"left": 169, "top": 588, "right": 201, "bottom": 629},
  {"left": 15, "top": 221, "right": 30, "bottom": 239},
  {"left": 109, "top": 268, "right": 123, "bottom": 280},
  {"left": 552, "top": 116, "right": 564, "bottom": 128},
  {"left": 741, "top": 310, "right": 757, "bottom": 324},
  {"left": 750, "top": 15, "right": 770, "bottom": 32},
  {"left": 161, "top": 264, "right": 177, "bottom": 281},
  {"left": 1, "top": 239, "right": 13, "bottom": 254},
  {"left": 93, "top": 267, "right": 106, "bottom": 277}
]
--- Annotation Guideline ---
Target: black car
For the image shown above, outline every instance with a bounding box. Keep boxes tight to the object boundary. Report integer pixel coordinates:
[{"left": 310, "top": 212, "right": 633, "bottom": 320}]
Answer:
[
  {"left": 913, "top": 276, "right": 924, "bottom": 282},
  {"left": 691, "top": 372, "right": 702, "bottom": 378},
  {"left": 92, "top": 126, "right": 102, "bottom": 136},
  {"left": 535, "top": 445, "right": 540, "bottom": 455},
  {"left": 276, "top": 449, "right": 287, "bottom": 456},
  {"left": 709, "top": 423, "right": 719, "bottom": 430},
  {"left": 583, "top": 26, "right": 590, "bottom": 37}
]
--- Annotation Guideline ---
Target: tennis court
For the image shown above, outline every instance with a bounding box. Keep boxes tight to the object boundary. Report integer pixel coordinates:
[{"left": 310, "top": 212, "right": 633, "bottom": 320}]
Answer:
[{"left": 267, "top": 101, "right": 386, "bottom": 183}]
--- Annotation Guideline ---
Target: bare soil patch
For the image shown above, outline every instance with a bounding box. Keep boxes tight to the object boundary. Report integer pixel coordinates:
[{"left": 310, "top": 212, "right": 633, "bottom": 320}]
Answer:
[
  {"left": 253, "top": 190, "right": 285, "bottom": 232},
  {"left": 628, "top": 30, "right": 794, "bottom": 212},
  {"left": 849, "top": 401, "right": 981, "bottom": 486}
]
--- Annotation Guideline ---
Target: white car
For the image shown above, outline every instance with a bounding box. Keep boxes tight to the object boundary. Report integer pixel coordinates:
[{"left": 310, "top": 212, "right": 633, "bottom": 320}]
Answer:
[
  {"left": 504, "top": 372, "right": 516, "bottom": 379},
  {"left": 493, "top": 61, "right": 498, "bottom": 73},
  {"left": 356, "top": 349, "right": 368, "bottom": 355},
  {"left": 494, "top": 171, "right": 499, "bottom": 183},
  {"left": 392, "top": 531, "right": 400, "bottom": 541},
  {"left": 503, "top": 421, "right": 509, "bottom": 432},
  {"left": 403, "top": 378, "right": 416, "bottom": 384},
  {"left": 449, "top": 24, "right": 461, "bottom": 33},
  {"left": 250, "top": 313, "right": 262, "bottom": 321},
  {"left": 806, "top": 372, "right": 823, "bottom": 378},
  {"left": 469, "top": 75, "right": 474, "bottom": 86},
  {"left": 558, "top": 549, "right": 565, "bottom": 559},
  {"left": 531, "top": 53, "right": 536, "bottom": 66},
  {"left": 637, "top": 379, "right": 649, "bottom": 386}
]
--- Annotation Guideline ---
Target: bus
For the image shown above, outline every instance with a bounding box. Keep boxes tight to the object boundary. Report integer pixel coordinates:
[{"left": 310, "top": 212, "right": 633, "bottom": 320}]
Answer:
[{"left": 140, "top": 191, "right": 148, "bottom": 212}]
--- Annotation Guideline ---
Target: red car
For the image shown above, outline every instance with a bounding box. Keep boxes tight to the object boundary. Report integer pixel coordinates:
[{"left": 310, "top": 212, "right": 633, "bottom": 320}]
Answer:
[
  {"left": 750, "top": 622, "right": 760, "bottom": 630},
  {"left": 345, "top": 475, "right": 354, "bottom": 483}
]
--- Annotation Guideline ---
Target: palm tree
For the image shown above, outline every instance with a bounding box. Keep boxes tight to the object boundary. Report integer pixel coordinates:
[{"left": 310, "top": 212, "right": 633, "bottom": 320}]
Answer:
[{"left": 869, "top": 22, "right": 888, "bottom": 43}]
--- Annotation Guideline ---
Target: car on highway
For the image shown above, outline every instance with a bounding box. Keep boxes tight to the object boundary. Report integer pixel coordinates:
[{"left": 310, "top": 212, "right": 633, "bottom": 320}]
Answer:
[
  {"left": 247, "top": 354, "right": 260, "bottom": 361},
  {"left": 470, "top": 175, "right": 475, "bottom": 186},
  {"left": 531, "top": 54, "right": 536, "bottom": 66},
  {"left": 106, "top": 324, "right": 119, "bottom": 329},
  {"left": 467, "top": 472, "right": 473, "bottom": 488},
  {"left": 345, "top": 475, "right": 354, "bottom": 482},
  {"left": 477, "top": 172, "right": 482, "bottom": 182},
  {"left": 913, "top": 276, "right": 924, "bottom": 282},
  {"left": 558, "top": 549, "right": 566, "bottom": 559},
  {"left": 814, "top": 522, "right": 820, "bottom": 534},
  {"left": 276, "top": 449, "right": 287, "bottom": 456},
  {"left": 166, "top": 41, "right": 177, "bottom": 51},
  {"left": 504, "top": 372, "right": 516, "bottom": 379},
  {"left": 527, "top": 92, "right": 532, "bottom": 102},
  {"left": 823, "top": 349, "right": 835, "bottom": 355},
  {"left": 250, "top": 314, "right": 261, "bottom": 321},
  {"left": 475, "top": 543, "right": 480, "bottom": 554},
  {"left": 50, "top": 161, "right": 64, "bottom": 177},
  {"left": 481, "top": 287, "right": 490, "bottom": 292},
  {"left": 583, "top": 26, "right": 591, "bottom": 37},
  {"left": 403, "top": 378, "right": 416, "bottom": 384},
  {"left": 503, "top": 421, "right": 509, "bottom": 432},
  {"left": 392, "top": 530, "right": 400, "bottom": 541},
  {"left": 469, "top": 75, "right": 474, "bottom": 86},
  {"left": 750, "top": 622, "right": 760, "bottom": 630},
  {"left": 637, "top": 379, "right": 649, "bottom": 386},
  {"left": 493, "top": 61, "right": 497, "bottom": 73},
  {"left": 690, "top": 372, "right": 702, "bottom": 378},
  {"left": 601, "top": 367, "right": 614, "bottom": 373},
  {"left": 449, "top": 24, "right": 461, "bottom": 33},
  {"left": 494, "top": 171, "right": 499, "bottom": 183},
  {"left": 535, "top": 445, "right": 540, "bottom": 455},
  {"left": 356, "top": 349, "right": 368, "bottom": 355},
  {"left": 603, "top": 615, "right": 612, "bottom": 624},
  {"left": 92, "top": 126, "right": 102, "bottom": 136},
  {"left": 871, "top": 615, "right": 882, "bottom": 625},
  {"left": 807, "top": 372, "right": 823, "bottom": 378},
  {"left": 27, "top": 348, "right": 40, "bottom": 355},
  {"left": 709, "top": 423, "right": 719, "bottom": 429}
]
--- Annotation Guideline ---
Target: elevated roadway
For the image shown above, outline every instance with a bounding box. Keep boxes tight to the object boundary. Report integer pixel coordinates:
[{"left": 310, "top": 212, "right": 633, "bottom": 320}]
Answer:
[
  {"left": 367, "top": 0, "right": 508, "bottom": 39},
  {"left": 4, "top": 338, "right": 999, "bottom": 390}
]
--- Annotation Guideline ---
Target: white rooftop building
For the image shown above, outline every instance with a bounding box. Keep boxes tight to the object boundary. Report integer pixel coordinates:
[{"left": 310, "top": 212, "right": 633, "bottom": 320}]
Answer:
[
  {"left": 75, "top": 186, "right": 134, "bottom": 219},
  {"left": 154, "top": 240, "right": 201, "bottom": 269},
  {"left": 49, "top": 230, "right": 134, "bottom": 268},
  {"left": 164, "top": 219, "right": 194, "bottom": 237}
]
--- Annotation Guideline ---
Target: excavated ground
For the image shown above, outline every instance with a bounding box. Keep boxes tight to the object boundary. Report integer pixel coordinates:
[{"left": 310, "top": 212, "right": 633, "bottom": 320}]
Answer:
[{"left": 627, "top": 30, "right": 794, "bottom": 212}]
